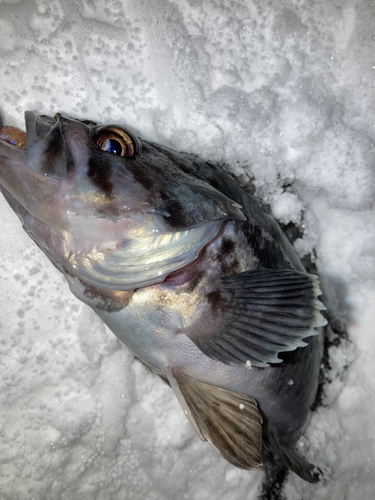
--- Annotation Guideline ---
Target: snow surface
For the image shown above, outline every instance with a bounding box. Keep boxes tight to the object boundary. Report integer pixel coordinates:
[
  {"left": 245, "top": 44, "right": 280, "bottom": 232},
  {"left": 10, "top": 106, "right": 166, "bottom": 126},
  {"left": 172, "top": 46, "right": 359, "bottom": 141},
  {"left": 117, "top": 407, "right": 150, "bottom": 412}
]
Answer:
[{"left": 0, "top": 0, "right": 374, "bottom": 499}]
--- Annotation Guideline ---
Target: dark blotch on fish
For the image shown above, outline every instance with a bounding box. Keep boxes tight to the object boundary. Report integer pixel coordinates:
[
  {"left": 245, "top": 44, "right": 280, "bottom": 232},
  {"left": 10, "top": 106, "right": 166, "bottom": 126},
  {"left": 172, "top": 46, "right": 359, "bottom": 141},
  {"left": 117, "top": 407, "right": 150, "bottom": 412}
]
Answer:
[{"left": 87, "top": 155, "right": 114, "bottom": 196}]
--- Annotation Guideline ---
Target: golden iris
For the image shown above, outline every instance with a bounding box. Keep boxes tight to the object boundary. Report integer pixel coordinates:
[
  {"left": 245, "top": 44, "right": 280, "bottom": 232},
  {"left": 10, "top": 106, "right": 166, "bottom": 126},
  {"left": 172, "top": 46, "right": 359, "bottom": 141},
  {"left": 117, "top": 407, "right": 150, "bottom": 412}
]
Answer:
[{"left": 93, "top": 126, "right": 136, "bottom": 157}]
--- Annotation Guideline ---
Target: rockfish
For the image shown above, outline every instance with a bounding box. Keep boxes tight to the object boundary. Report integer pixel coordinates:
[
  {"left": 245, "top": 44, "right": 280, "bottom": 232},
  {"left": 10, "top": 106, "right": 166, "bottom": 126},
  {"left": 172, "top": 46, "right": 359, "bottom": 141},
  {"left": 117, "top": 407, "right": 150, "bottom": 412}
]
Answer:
[{"left": 0, "top": 111, "right": 326, "bottom": 483}]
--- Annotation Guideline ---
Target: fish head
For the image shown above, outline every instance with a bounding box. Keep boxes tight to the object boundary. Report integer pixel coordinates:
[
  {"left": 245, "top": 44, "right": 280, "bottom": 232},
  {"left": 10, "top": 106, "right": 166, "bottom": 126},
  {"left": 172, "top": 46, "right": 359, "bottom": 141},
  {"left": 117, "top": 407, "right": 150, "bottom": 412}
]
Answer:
[{"left": 0, "top": 111, "right": 245, "bottom": 290}]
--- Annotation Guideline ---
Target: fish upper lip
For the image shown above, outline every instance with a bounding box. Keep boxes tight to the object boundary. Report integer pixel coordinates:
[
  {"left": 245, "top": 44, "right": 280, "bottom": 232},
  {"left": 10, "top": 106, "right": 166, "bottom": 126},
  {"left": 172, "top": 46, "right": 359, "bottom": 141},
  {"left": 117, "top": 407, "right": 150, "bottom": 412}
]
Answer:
[
  {"left": 25, "top": 110, "right": 38, "bottom": 149},
  {"left": 24, "top": 112, "right": 70, "bottom": 181},
  {"left": 27, "top": 111, "right": 64, "bottom": 143},
  {"left": 25, "top": 111, "right": 79, "bottom": 144},
  {"left": 0, "top": 111, "right": 63, "bottom": 162}
]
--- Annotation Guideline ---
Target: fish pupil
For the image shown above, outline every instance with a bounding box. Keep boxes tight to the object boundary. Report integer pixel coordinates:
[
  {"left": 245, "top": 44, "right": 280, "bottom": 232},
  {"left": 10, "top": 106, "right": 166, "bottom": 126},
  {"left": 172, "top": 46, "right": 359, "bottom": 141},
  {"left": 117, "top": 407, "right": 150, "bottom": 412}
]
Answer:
[{"left": 100, "top": 138, "right": 123, "bottom": 156}]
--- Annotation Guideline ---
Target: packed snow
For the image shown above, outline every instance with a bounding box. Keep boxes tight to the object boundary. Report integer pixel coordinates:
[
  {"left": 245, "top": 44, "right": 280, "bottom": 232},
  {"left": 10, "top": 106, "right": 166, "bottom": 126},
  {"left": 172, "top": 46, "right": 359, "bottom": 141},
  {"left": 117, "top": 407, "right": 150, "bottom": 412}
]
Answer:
[{"left": 0, "top": 1, "right": 374, "bottom": 499}]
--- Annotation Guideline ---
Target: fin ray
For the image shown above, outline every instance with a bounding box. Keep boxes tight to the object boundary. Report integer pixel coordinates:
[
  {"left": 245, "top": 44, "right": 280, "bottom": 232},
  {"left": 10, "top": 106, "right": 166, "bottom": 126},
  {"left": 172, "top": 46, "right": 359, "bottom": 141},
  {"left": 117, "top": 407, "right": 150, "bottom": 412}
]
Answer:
[
  {"left": 267, "top": 426, "right": 322, "bottom": 483},
  {"left": 168, "top": 368, "right": 263, "bottom": 469},
  {"left": 182, "top": 269, "right": 327, "bottom": 367}
]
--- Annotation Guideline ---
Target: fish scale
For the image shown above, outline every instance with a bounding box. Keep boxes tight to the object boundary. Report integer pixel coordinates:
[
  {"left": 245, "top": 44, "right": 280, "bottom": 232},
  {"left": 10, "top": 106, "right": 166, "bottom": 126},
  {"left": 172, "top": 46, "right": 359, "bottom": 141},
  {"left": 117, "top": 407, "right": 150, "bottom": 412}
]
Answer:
[{"left": 0, "top": 110, "right": 327, "bottom": 484}]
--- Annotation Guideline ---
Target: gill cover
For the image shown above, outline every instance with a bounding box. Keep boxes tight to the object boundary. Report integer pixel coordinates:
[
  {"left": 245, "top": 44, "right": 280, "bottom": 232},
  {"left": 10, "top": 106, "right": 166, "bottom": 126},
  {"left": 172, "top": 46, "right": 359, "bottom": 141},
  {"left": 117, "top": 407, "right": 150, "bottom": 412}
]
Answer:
[{"left": 21, "top": 212, "right": 226, "bottom": 291}]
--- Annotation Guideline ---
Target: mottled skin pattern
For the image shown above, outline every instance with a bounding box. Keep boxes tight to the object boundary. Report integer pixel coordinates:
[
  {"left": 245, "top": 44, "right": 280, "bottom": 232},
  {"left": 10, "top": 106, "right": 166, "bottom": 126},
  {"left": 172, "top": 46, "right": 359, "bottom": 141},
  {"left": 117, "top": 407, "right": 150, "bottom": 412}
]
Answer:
[{"left": 0, "top": 112, "right": 324, "bottom": 483}]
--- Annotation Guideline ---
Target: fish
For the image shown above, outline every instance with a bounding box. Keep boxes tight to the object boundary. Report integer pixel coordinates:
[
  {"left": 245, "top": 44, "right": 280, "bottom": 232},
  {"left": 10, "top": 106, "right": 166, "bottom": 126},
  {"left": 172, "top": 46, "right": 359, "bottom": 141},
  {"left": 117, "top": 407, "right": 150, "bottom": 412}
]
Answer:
[{"left": 0, "top": 111, "right": 327, "bottom": 484}]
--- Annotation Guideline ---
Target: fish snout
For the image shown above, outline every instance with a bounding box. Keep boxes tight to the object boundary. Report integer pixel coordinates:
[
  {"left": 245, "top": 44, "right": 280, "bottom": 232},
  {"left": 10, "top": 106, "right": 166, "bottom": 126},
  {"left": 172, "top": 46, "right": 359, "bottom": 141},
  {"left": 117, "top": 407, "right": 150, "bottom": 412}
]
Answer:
[
  {"left": 25, "top": 111, "right": 96, "bottom": 181},
  {"left": 25, "top": 111, "right": 70, "bottom": 180}
]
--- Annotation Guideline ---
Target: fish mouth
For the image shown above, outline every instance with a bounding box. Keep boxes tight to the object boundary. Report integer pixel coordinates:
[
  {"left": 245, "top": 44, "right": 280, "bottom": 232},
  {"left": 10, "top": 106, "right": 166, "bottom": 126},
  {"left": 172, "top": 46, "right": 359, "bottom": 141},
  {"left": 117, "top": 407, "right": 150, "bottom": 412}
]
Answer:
[
  {"left": 26, "top": 110, "right": 89, "bottom": 145},
  {"left": 0, "top": 112, "right": 65, "bottom": 232},
  {"left": 0, "top": 111, "right": 93, "bottom": 236},
  {"left": 28, "top": 112, "right": 70, "bottom": 180},
  {"left": 0, "top": 111, "right": 94, "bottom": 181},
  {"left": 25, "top": 110, "right": 47, "bottom": 148},
  {"left": 0, "top": 111, "right": 61, "bottom": 171},
  {"left": 0, "top": 110, "right": 58, "bottom": 155},
  {"left": 26, "top": 111, "right": 91, "bottom": 181},
  {"left": 25, "top": 111, "right": 62, "bottom": 150}
]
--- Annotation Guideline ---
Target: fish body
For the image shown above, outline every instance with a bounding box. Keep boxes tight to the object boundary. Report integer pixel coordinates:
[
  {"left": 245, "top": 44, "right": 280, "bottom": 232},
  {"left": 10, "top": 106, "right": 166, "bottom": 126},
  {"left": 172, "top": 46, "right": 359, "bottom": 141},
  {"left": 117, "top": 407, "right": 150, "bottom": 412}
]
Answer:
[{"left": 0, "top": 112, "right": 326, "bottom": 482}]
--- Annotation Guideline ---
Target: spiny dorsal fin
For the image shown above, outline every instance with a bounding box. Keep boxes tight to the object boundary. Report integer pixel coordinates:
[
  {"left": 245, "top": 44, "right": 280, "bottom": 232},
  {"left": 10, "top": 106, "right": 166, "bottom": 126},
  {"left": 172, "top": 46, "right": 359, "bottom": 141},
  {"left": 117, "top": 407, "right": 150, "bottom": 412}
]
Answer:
[
  {"left": 181, "top": 269, "right": 327, "bottom": 368},
  {"left": 168, "top": 368, "right": 263, "bottom": 469}
]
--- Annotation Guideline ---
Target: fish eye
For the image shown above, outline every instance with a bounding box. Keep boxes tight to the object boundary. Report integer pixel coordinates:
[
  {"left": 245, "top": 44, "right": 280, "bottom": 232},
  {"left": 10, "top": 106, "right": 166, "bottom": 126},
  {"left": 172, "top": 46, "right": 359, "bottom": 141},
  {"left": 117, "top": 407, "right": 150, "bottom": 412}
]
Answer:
[
  {"left": 100, "top": 138, "right": 123, "bottom": 155},
  {"left": 93, "top": 126, "right": 138, "bottom": 158}
]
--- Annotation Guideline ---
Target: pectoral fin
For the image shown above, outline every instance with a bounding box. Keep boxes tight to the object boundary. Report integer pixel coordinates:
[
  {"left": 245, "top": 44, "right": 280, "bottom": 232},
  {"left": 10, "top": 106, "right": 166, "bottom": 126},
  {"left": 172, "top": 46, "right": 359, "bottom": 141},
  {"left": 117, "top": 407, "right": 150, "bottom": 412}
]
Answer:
[
  {"left": 168, "top": 368, "right": 263, "bottom": 469},
  {"left": 182, "top": 269, "right": 327, "bottom": 367}
]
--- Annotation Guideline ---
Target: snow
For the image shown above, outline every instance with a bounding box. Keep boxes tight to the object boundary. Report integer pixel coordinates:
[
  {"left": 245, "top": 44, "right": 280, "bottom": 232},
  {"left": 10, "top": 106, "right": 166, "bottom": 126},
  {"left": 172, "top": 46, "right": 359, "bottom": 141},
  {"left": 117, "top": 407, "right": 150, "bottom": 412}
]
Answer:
[{"left": 0, "top": 0, "right": 374, "bottom": 499}]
